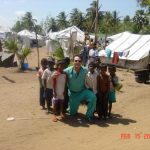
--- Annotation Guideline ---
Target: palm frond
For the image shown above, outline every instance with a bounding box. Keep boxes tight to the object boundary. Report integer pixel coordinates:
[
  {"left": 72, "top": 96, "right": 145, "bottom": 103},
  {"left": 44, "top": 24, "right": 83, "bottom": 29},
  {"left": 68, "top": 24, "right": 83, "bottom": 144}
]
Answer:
[
  {"left": 4, "top": 39, "right": 18, "bottom": 54},
  {"left": 22, "top": 48, "right": 31, "bottom": 58}
]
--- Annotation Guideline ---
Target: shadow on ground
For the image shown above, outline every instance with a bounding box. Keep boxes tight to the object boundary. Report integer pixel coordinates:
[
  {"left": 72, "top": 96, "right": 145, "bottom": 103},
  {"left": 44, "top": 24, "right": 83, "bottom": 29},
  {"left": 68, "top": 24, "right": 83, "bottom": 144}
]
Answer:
[{"left": 59, "top": 113, "right": 136, "bottom": 128}]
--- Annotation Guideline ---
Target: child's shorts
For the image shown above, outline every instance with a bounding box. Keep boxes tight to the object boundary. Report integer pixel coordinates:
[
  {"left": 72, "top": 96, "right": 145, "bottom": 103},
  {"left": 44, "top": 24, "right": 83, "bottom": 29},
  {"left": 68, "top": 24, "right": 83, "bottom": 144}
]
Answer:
[
  {"left": 108, "top": 91, "right": 116, "bottom": 103},
  {"left": 43, "top": 88, "right": 53, "bottom": 99}
]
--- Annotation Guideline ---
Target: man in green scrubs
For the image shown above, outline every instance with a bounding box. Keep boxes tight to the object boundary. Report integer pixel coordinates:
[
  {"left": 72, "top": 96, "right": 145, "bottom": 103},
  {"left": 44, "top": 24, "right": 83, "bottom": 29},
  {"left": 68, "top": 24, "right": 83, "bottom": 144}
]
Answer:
[{"left": 65, "top": 55, "right": 96, "bottom": 123}]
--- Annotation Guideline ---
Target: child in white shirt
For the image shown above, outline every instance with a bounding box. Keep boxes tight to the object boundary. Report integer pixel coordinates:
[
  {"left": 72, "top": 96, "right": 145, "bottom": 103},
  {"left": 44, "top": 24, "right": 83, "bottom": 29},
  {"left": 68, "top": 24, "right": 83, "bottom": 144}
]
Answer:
[
  {"left": 52, "top": 60, "right": 67, "bottom": 122},
  {"left": 42, "top": 57, "right": 55, "bottom": 113}
]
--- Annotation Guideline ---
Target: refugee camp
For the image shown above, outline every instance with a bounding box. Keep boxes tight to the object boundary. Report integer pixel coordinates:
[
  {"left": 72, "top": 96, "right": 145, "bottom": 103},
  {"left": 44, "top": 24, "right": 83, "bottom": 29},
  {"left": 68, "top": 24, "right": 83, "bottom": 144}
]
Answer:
[{"left": 0, "top": 0, "right": 150, "bottom": 150}]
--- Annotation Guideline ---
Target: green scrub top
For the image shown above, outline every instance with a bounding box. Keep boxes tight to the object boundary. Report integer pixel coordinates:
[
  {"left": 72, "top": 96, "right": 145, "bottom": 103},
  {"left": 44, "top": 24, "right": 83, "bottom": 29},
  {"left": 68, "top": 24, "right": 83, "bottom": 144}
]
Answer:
[{"left": 65, "top": 66, "right": 88, "bottom": 92}]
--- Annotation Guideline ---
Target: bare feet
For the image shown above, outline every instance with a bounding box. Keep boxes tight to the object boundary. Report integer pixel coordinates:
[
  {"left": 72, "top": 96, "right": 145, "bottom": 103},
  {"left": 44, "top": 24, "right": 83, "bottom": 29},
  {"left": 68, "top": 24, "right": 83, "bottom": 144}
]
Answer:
[
  {"left": 52, "top": 116, "right": 58, "bottom": 122},
  {"left": 61, "top": 113, "right": 65, "bottom": 118},
  {"left": 57, "top": 114, "right": 65, "bottom": 120}
]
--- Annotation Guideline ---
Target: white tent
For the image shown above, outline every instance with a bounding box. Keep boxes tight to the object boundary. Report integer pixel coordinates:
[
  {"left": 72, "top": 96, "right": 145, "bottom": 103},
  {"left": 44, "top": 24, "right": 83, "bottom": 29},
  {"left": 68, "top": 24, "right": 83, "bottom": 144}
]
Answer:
[
  {"left": 106, "top": 31, "right": 131, "bottom": 51},
  {"left": 127, "top": 35, "right": 150, "bottom": 60},
  {"left": 107, "top": 32, "right": 123, "bottom": 41},
  {"left": 0, "top": 27, "right": 16, "bottom": 40},
  {"left": 99, "top": 32, "right": 150, "bottom": 69},
  {"left": 17, "top": 29, "right": 45, "bottom": 48},
  {"left": 47, "top": 26, "right": 85, "bottom": 57},
  {"left": 48, "top": 26, "right": 84, "bottom": 42}
]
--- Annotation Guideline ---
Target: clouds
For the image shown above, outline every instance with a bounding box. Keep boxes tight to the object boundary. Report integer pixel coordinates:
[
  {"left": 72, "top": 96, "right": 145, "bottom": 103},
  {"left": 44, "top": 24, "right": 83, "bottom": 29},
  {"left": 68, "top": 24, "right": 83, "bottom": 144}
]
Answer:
[
  {"left": 15, "top": 11, "right": 26, "bottom": 17},
  {"left": 0, "top": 15, "right": 14, "bottom": 28}
]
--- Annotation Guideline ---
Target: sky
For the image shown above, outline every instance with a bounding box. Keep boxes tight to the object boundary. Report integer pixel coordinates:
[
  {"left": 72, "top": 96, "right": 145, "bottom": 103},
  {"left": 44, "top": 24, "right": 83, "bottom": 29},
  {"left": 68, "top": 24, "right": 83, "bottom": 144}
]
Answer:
[{"left": 0, "top": 0, "right": 140, "bottom": 29}]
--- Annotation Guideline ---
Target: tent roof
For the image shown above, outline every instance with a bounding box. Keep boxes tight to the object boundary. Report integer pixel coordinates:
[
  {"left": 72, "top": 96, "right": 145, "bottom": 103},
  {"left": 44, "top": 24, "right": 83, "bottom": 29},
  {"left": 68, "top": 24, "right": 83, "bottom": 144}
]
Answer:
[
  {"left": 18, "top": 29, "right": 43, "bottom": 40},
  {"left": 115, "top": 34, "right": 141, "bottom": 52},
  {"left": 48, "top": 26, "right": 85, "bottom": 42},
  {"left": 127, "top": 39, "right": 150, "bottom": 60},
  {"left": 0, "top": 51, "right": 14, "bottom": 61},
  {"left": 105, "top": 32, "right": 150, "bottom": 61},
  {"left": 106, "top": 32, "right": 131, "bottom": 51},
  {"left": 107, "top": 32, "right": 124, "bottom": 41}
]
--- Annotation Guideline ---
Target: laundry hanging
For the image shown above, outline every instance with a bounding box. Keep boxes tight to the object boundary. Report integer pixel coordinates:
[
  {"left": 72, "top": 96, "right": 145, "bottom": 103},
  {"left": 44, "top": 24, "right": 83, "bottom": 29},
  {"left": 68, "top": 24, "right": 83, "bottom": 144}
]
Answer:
[{"left": 112, "top": 52, "right": 119, "bottom": 64}]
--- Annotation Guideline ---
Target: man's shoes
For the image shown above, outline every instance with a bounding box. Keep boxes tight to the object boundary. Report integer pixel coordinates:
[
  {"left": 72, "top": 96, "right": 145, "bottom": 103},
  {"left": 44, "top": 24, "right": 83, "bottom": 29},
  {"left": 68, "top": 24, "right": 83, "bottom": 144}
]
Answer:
[{"left": 87, "top": 117, "right": 95, "bottom": 124}]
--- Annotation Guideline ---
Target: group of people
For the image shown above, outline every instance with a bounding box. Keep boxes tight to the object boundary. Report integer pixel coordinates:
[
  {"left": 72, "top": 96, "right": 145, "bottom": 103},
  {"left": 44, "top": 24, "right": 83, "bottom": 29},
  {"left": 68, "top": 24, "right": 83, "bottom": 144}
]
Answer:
[{"left": 37, "top": 53, "right": 121, "bottom": 123}]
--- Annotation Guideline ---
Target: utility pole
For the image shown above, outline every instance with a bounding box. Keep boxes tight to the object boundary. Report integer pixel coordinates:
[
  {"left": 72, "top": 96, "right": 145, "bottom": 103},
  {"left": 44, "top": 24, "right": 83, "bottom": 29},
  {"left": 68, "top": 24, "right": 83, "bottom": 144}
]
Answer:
[
  {"left": 33, "top": 19, "right": 40, "bottom": 69},
  {"left": 35, "top": 27, "right": 40, "bottom": 69},
  {"left": 95, "top": 0, "right": 99, "bottom": 43}
]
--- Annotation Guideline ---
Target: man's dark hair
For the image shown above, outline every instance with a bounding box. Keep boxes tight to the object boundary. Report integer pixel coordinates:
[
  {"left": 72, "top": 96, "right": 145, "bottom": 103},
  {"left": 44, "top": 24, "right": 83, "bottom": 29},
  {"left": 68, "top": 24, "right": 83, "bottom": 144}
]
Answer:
[{"left": 73, "top": 55, "right": 82, "bottom": 61}]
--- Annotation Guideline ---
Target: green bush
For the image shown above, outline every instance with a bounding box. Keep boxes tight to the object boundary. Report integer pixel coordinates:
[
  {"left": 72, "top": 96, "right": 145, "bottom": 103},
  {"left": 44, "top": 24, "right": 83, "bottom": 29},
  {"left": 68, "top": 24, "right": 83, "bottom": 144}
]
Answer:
[
  {"left": 53, "top": 47, "right": 64, "bottom": 60},
  {"left": 4, "top": 39, "right": 31, "bottom": 70}
]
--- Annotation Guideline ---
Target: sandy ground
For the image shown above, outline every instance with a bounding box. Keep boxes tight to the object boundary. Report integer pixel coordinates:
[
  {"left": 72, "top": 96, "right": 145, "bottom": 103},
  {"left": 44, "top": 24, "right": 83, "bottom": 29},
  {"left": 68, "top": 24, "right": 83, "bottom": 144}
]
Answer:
[{"left": 0, "top": 47, "right": 150, "bottom": 150}]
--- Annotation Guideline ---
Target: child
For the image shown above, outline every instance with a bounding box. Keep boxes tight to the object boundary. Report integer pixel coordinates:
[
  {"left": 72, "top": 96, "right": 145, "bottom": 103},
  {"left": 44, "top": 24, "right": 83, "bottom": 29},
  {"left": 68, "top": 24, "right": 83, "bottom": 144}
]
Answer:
[
  {"left": 42, "top": 57, "right": 55, "bottom": 113},
  {"left": 52, "top": 60, "right": 67, "bottom": 122},
  {"left": 108, "top": 65, "right": 122, "bottom": 118},
  {"left": 85, "top": 62, "right": 98, "bottom": 116},
  {"left": 85, "top": 62, "right": 98, "bottom": 94},
  {"left": 97, "top": 64, "right": 110, "bottom": 120},
  {"left": 37, "top": 58, "right": 48, "bottom": 109}
]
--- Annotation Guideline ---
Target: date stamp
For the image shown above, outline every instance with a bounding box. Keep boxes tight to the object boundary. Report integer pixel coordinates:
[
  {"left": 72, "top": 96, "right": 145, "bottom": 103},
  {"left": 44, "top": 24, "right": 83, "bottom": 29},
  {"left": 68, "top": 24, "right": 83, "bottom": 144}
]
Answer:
[{"left": 120, "top": 133, "right": 150, "bottom": 139}]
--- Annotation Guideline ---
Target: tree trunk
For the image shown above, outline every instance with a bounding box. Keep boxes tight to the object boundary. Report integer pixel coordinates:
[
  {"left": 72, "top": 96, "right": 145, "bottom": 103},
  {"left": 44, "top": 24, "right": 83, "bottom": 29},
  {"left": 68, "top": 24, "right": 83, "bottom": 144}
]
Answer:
[
  {"left": 35, "top": 31, "right": 40, "bottom": 69},
  {"left": 19, "top": 59, "right": 24, "bottom": 70},
  {"left": 95, "top": 0, "right": 99, "bottom": 43}
]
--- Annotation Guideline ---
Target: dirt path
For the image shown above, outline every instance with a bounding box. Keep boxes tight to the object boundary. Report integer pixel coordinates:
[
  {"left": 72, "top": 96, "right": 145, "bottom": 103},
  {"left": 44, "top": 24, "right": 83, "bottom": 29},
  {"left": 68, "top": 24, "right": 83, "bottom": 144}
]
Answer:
[{"left": 0, "top": 47, "right": 150, "bottom": 150}]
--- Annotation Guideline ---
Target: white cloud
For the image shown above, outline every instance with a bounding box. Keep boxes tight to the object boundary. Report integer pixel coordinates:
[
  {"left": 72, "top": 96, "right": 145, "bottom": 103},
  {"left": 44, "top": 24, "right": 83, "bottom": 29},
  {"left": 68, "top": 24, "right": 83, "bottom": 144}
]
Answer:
[
  {"left": 0, "top": 15, "right": 14, "bottom": 28},
  {"left": 15, "top": 11, "right": 26, "bottom": 17}
]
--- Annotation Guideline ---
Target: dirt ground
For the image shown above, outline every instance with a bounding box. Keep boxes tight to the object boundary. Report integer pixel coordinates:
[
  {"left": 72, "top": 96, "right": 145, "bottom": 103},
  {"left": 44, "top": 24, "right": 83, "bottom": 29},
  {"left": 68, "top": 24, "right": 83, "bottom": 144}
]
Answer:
[{"left": 0, "top": 47, "right": 150, "bottom": 150}]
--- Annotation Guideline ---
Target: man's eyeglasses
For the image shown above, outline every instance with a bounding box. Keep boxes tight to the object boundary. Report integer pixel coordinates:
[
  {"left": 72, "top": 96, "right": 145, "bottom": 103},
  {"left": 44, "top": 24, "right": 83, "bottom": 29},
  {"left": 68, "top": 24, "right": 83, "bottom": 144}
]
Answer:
[{"left": 74, "top": 60, "right": 81, "bottom": 63}]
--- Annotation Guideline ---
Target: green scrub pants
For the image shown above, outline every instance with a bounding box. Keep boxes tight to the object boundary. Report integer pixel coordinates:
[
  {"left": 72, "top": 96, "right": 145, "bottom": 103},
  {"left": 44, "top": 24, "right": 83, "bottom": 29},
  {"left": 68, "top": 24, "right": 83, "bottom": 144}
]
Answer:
[{"left": 69, "top": 89, "right": 96, "bottom": 118}]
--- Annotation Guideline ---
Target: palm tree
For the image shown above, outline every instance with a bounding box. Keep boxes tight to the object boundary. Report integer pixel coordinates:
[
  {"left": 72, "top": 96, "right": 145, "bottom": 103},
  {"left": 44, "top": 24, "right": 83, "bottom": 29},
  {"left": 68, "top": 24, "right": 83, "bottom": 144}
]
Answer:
[
  {"left": 137, "top": 0, "right": 150, "bottom": 10},
  {"left": 11, "top": 21, "right": 23, "bottom": 32},
  {"left": 85, "top": 0, "right": 103, "bottom": 33},
  {"left": 133, "top": 10, "right": 149, "bottom": 33},
  {"left": 85, "top": 0, "right": 97, "bottom": 32},
  {"left": 48, "top": 17, "right": 58, "bottom": 32},
  {"left": 123, "top": 15, "right": 133, "bottom": 31},
  {"left": 4, "top": 39, "right": 31, "bottom": 70},
  {"left": 57, "top": 11, "right": 69, "bottom": 30},
  {"left": 69, "top": 8, "right": 84, "bottom": 29},
  {"left": 111, "top": 11, "right": 121, "bottom": 33},
  {"left": 22, "top": 12, "right": 34, "bottom": 31},
  {"left": 102, "top": 12, "right": 114, "bottom": 48},
  {"left": 41, "top": 16, "right": 57, "bottom": 33},
  {"left": 124, "top": 15, "right": 131, "bottom": 23}
]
